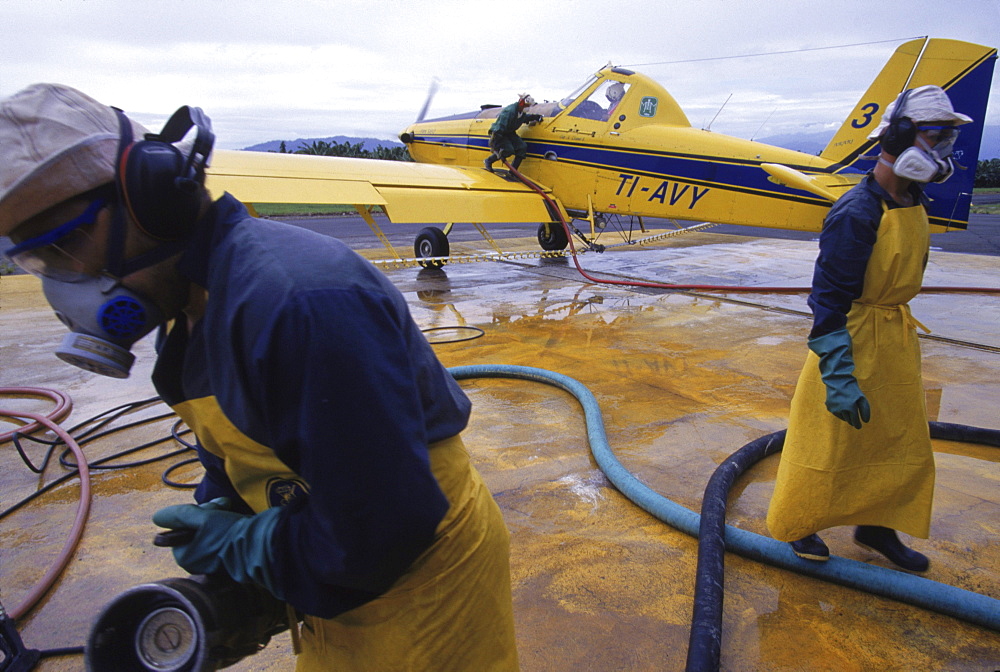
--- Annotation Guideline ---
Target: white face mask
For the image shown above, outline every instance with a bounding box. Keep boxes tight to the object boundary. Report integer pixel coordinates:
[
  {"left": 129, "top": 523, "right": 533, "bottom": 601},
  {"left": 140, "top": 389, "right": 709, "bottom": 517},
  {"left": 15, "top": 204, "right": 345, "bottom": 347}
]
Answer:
[
  {"left": 42, "top": 274, "right": 164, "bottom": 378},
  {"left": 886, "top": 135, "right": 955, "bottom": 184}
]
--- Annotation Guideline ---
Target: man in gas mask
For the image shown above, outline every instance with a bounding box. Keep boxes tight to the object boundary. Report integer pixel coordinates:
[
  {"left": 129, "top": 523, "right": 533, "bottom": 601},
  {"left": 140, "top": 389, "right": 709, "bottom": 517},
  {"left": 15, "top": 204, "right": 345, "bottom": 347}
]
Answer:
[
  {"left": 767, "top": 86, "right": 971, "bottom": 572},
  {"left": 484, "top": 93, "right": 542, "bottom": 173},
  {"left": 0, "top": 84, "right": 519, "bottom": 671}
]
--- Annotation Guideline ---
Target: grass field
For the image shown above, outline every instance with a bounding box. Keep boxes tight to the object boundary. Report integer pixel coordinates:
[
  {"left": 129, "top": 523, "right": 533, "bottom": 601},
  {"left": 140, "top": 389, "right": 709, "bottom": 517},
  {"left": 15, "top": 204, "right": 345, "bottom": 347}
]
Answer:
[
  {"left": 251, "top": 203, "right": 362, "bottom": 217},
  {"left": 971, "top": 187, "right": 1000, "bottom": 215}
]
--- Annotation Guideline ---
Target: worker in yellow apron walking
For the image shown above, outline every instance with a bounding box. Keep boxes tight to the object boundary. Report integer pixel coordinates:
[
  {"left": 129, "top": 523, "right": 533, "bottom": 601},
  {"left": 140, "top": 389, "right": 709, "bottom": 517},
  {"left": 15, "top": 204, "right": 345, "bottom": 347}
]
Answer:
[{"left": 767, "top": 85, "right": 974, "bottom": 572}]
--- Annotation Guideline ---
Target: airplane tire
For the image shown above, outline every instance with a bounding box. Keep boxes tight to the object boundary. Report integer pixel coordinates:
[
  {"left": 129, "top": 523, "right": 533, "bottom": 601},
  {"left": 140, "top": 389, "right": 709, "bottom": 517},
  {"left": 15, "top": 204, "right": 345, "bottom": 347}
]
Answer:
[
  {"left": 415, "top": 227, "right": 450, "bottom": 266},
  {"left": 537, "top": 222, "right": 568, "bottom": 251}
]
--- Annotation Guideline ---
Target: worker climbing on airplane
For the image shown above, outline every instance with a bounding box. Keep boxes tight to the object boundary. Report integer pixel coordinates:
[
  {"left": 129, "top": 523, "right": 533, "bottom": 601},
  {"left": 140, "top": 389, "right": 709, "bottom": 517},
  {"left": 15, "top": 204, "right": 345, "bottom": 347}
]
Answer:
[
  {"left": 766, "top": 85, "right": 973, "bottom": 573},
  {"left": 484, "top": 92, "right": 542, "bottom": 172},
  {"left": 0, "top": 83, "right": 519, "bottom": 671}
]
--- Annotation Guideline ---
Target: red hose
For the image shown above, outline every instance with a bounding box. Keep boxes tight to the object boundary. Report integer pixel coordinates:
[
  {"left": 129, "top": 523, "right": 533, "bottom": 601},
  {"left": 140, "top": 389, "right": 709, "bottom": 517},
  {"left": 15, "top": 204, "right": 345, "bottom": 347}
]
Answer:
[
  {"left": 1, "top": 389, "right": 91, "bottom": 621},
  {"left": 0, "top": 387, "right": 73, "bottom": 443},
  {"left": 505, "top": 161, "right": 1000, "bottom": 295}
]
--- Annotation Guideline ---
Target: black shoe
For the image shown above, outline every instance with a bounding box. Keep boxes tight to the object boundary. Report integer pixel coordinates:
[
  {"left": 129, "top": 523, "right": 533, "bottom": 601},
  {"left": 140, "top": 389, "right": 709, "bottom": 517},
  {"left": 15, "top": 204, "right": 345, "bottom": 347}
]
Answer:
[
  {"left": 790, "top": 534, "right": 829, "bottom": 561},
  {"left": 483, "top": 158, "right": 494, "bottom": 172},
  {"left": 854, "top": 526, "right": 929, "bottom": 572}
]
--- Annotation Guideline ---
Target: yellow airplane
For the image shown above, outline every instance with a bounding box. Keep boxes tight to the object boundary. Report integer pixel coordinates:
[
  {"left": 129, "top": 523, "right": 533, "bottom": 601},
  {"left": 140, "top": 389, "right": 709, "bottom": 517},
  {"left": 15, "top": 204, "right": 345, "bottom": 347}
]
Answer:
[{"left": 205, "top": 38, "right": 996, "bottom": 264}]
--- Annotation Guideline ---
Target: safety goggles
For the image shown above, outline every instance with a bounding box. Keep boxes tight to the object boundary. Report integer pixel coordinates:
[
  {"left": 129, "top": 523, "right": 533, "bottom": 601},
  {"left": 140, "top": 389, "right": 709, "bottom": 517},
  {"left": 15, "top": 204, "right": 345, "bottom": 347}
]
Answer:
[
  {"left": 4, "top": 197, "right": 108, "bottom": 281},
  {"left": 917, "top": 125, "right": 961, "bottom": 143}
]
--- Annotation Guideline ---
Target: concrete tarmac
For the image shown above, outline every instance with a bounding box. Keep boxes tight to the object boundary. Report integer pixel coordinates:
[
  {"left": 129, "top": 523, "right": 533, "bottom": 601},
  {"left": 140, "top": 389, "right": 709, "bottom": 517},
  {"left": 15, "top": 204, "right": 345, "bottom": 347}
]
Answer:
[
  {"left": 2, "top": 226, "right": 998, "bottom": 671},
  {"left": 275, "top": 210, "right": 1000, "bottom": 257}
]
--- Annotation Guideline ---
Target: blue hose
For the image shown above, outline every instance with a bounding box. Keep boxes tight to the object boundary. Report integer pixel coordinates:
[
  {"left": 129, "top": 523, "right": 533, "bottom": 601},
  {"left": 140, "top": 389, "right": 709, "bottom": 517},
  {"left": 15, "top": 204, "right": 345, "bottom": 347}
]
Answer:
[{"left": 449, "top": 364, "right": 1000, "bottom": 664}]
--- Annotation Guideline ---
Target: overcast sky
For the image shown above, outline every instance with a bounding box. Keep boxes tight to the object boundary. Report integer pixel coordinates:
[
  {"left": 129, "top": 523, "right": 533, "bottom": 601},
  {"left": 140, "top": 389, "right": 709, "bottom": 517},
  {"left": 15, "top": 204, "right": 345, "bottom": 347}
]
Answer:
[{"left": 1, "top": 0, "right": 997, "bottom": 150}]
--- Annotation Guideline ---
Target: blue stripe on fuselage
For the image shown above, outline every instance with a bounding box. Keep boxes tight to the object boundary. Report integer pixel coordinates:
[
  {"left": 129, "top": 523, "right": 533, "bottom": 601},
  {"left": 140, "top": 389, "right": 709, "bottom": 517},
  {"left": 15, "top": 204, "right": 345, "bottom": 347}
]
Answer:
[{"left": 411, "top": 134, "right": 831, "bottom": 206}]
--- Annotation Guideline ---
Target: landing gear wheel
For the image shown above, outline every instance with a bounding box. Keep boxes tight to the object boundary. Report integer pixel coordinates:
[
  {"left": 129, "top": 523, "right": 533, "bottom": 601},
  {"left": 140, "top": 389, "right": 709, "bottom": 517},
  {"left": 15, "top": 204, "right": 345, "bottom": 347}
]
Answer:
[
  {"left": 415, "top": 227, "right": 450, "bottom": 266},
  {"left": 537, "top": 222, "right": 568, "bottom": 251}
]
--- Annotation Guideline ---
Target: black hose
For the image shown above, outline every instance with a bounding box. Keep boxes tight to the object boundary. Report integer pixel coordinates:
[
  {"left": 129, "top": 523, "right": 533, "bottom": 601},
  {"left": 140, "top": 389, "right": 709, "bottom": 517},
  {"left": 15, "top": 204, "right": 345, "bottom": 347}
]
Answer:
[
  {"left": 686, "top": 422, "right": 1000, "bottom": 672},
  {"left": 930, "top": 421, "right": 1000, "bottom": 447},
  {"left": 686, "top": 431, "right": 785, "bottom": 672}
]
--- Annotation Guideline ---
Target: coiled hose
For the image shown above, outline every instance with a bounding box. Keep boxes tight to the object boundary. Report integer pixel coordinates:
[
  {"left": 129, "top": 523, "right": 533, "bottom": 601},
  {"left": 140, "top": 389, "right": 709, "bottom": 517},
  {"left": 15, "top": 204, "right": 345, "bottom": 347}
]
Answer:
[
  {"left": 0, "top": 392, "right": 90, "bottom": 621},
  {"left": 447, "top": 365, "right": 1000, "bottom": 671}
]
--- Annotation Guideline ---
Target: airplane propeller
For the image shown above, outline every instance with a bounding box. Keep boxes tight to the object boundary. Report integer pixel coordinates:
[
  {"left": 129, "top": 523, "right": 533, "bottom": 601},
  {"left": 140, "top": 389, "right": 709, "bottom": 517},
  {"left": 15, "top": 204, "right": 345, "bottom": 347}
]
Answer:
[{"left": 416, "top": 78, "right": 441, "bottom": 123}]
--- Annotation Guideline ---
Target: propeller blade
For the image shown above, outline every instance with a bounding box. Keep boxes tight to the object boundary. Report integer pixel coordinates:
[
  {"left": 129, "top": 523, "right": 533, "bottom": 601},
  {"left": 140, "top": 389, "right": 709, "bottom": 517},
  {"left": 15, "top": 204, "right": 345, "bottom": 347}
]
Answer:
[{"left": 416, "top": 78, "right": 440, "bottom": 123}]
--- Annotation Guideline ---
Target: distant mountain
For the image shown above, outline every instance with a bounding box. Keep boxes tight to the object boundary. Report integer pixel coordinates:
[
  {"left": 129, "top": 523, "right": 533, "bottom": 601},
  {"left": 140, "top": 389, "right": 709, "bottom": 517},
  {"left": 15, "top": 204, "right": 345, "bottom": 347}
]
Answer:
[
  {"left": 754, "top": 131, "right": 831, "bottom": 156},
  {"left": 243, "top": 136, "right": 404, "bottom": 153},
  {"left": 758, "top": 124, "right": 1000, "bottom": 160}
]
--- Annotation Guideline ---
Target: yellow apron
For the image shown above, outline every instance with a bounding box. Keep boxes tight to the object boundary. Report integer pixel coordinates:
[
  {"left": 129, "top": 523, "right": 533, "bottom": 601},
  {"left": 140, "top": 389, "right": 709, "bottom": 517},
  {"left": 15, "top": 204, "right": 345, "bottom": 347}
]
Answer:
[
  {"left": 295, "top": 434, "right": 519, "bottom": 672},
  {"left": 767, "top": 202, "right": 935, "bottom": 541},
  {"left": 173, "top": 396, "right": 517, "bottom": 670}
]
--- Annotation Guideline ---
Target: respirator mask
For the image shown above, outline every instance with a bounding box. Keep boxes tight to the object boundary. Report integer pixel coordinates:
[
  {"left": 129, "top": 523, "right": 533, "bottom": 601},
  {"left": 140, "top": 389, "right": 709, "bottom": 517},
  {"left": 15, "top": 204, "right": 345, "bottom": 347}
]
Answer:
[
  {"left": 42, "top": 274, "right": 165, "bottom": 379},
  {"left": 887, "top": 126, "right": 960, "bottom": 184},
  {"left": 3, "top": 191, "right": 170, "bottom": 379}
]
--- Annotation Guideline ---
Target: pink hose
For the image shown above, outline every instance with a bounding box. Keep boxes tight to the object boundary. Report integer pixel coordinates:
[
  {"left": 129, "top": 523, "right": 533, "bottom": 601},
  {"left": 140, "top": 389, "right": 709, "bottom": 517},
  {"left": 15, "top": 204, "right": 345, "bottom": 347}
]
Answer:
[
  {"left": 0, "top": 387, "right": 72, "bottom": 443},
  {"left": 1, "top": 388, "right": 90, "bottom": 621}
]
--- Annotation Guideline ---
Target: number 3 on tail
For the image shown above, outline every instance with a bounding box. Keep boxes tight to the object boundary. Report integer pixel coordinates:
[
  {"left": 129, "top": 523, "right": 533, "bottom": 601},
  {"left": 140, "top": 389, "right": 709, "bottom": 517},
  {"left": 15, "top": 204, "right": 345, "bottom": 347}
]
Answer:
[{"left": 851, "top": 102, "right": 880, "bottom": 129}]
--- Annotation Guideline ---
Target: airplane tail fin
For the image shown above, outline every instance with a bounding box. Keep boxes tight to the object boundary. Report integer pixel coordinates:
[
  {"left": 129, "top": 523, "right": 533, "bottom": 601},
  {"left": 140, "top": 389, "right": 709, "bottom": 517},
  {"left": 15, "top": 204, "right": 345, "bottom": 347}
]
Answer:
[{"left": 820, "top": 38, "right": 996, "bottom": 230}]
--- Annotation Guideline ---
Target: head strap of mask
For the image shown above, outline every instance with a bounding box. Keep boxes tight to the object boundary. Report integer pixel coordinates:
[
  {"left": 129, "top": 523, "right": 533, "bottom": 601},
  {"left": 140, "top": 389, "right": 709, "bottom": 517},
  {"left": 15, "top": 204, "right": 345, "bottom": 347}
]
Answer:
[
  {"left": 880, "top": 88, "right": 916, "bottom": 157},
  {"left": 106, "top": 106, "right": 214, "bottom": 278}
]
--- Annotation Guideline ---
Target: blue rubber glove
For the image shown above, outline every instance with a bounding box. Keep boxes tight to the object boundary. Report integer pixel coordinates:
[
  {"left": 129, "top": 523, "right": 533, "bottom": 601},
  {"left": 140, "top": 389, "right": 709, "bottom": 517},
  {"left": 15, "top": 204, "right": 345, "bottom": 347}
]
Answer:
[
  {"left": 808, "top": 328, "right": 872, "bottom": 430},
  {"left": 152, "top": 497, "right": 283, "bottom": 597}
]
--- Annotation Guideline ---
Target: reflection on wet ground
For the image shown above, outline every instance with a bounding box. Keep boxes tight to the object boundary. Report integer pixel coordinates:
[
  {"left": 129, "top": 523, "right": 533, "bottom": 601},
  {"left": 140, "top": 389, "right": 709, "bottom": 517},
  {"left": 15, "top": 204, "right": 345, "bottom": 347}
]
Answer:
[{"left": 2, "top": 231, "right": 998, "bottom": 670}]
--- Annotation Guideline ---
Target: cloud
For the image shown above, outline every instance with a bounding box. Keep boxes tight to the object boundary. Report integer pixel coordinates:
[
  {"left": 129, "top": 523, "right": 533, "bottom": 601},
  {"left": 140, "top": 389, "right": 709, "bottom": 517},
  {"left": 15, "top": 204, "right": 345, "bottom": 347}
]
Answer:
[{"left": 1, "top": 0, "right": 996, "bottom": 149}]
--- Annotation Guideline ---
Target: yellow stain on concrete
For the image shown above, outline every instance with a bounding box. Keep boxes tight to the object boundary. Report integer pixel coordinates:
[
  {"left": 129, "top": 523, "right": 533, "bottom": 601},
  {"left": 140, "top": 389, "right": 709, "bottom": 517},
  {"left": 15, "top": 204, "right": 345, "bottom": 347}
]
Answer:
[{"left": 2, "top": 231, "right": 998, "bottom": 671}]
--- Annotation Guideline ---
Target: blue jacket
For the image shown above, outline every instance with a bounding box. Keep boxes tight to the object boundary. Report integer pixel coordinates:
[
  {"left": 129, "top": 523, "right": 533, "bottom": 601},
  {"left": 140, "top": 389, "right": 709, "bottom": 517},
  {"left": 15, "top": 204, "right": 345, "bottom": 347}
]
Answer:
[{"left": 152, "top": 194, "right": 472, "bottom": 617}]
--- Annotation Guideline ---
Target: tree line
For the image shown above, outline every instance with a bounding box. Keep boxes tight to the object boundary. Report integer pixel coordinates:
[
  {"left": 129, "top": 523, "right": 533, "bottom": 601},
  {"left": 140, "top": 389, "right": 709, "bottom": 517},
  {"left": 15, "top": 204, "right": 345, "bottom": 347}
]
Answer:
[
  {"left": 976, "top": 159, "right": 1000, "bottom": 188},
  {"left": 274, "top": 139, "right": 412, "bottom": 161}
]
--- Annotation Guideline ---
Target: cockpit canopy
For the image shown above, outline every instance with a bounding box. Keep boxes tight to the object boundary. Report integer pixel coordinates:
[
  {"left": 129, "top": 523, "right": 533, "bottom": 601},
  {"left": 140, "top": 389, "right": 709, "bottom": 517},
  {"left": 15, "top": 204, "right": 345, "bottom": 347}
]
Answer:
[
  {"left": 563, "top": 78, "right": 632, "bottom": 122},
  {"left": 420, "top": 66, "right": 689, "bottom": 128}
]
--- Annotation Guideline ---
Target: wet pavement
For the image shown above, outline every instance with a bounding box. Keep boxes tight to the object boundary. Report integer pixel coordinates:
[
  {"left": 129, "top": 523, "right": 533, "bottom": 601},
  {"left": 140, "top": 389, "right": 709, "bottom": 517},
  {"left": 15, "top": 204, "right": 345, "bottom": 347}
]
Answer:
[{"left": 2, "top": 228, "right": 998, "bottom": 670}]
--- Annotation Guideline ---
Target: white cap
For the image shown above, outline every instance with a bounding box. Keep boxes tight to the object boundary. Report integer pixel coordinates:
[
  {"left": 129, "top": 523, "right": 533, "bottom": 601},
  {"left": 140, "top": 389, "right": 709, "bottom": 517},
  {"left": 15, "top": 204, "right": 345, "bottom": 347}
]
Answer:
[
  {"left": 0, "top": 83, "right": 148, "bottom": 236},
  {"left": 868, "top": 85, "right": 973, "bottom": 140}
]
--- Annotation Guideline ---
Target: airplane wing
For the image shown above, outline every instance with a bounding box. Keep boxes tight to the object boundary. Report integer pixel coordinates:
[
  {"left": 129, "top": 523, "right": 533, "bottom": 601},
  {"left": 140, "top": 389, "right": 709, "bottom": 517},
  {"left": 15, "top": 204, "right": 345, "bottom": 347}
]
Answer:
[{"left": 205, "top": 150, "right": 557, "bottom": 224}]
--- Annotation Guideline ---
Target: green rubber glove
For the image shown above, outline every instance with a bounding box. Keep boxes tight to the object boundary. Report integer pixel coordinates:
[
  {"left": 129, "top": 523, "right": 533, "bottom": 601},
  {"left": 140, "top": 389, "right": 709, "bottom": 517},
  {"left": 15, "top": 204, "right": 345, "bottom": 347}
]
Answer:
[
  {"left": 808, "top": 328, "right": 872, "bottom": 430},
  {"left": 152, "top": 497, "right": 283, "bottom": 597}
]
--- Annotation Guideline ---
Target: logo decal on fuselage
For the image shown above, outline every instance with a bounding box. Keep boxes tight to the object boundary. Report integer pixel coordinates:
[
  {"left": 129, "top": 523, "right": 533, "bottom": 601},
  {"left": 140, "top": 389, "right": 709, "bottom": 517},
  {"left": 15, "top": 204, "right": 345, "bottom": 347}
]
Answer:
[{"left": 639, "top": 97, "right": 658, "bottom": 117}]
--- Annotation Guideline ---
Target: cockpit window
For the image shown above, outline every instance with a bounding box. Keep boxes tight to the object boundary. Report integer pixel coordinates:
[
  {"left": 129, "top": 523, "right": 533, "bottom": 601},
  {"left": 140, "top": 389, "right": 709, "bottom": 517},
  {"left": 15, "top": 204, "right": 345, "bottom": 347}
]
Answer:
[
  {"left": 477, "top": 100, "right": 561, "bottom": 120},
  {"left": 560, "top": 76, "right": 598, "bottom": 108},
  {"left": 568, "top": 80, "right": 631, "bottom": 122},
  {"left": 525, "top": 101, "right": 562, "bottom": 118}
]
